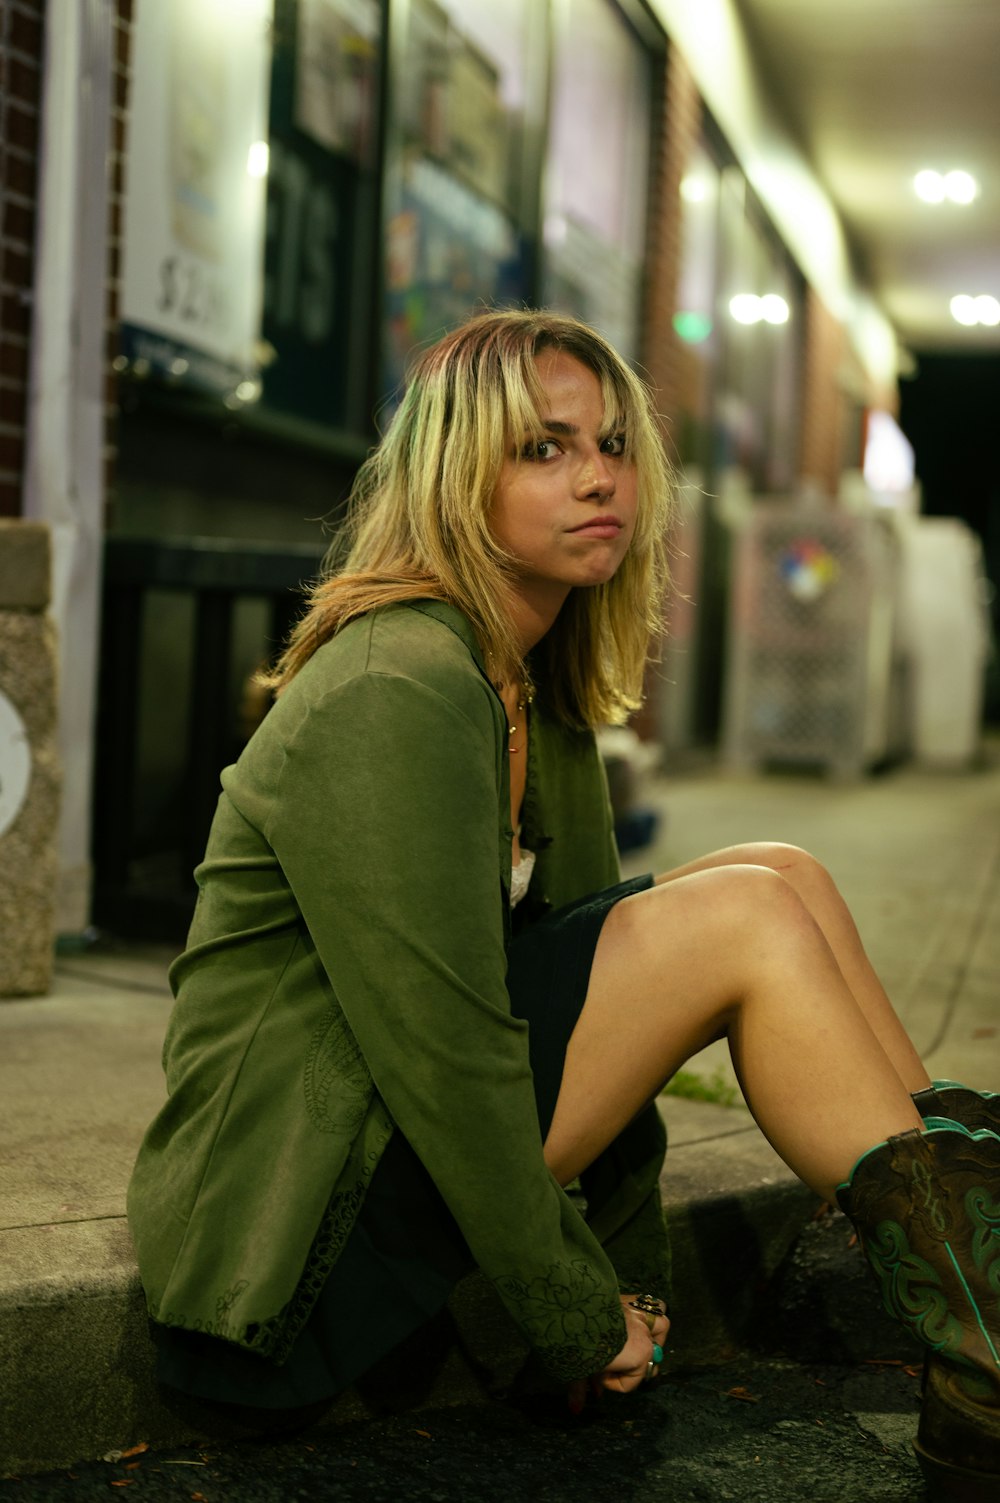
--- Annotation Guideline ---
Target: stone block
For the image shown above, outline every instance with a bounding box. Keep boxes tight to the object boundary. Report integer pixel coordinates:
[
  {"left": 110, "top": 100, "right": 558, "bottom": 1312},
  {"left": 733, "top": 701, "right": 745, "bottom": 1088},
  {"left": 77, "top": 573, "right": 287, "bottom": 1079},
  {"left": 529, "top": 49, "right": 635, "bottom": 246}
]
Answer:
[
  {"left": 0, "top": 519, "right": 51, "bottom": 610},
  {"left": 0, "top": 609, "right": 60, "bottom": 996}
]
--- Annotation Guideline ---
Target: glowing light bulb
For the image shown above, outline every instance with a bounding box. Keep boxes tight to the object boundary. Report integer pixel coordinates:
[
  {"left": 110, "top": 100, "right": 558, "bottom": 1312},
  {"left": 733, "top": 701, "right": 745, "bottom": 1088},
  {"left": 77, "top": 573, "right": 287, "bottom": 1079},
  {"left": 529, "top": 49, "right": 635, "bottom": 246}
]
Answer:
[
  {"left": 950, "top": 295, "right": 978, "bottom": 326},
  {"left": 246, "top": 141, "right": 270, "bottom": 178},
  {"left": 673, "top": 311, "right": 713, "bottom": 343},
  {"left": 944, "top": 170, "right": 978, "bottom": 205},
  {"left": 680, "top": 176, "right": 709, "bottom": 203},
  {"left": 729, "top": 294, "right": 762, "bottom": 324},
  {"left": 914, "top": 170, "right": 945, "bottom": 204},
  {"left": 760, "top": 294, "right": 790, "bottom": 325},
  {"left": 973, "top": 295, "right": 1000, "bottom": 326}
]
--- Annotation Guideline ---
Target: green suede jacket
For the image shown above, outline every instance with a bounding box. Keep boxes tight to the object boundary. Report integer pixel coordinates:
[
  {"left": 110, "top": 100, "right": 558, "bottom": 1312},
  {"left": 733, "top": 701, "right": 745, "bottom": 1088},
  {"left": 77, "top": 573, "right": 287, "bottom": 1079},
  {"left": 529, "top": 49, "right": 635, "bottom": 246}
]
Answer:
[{"left": 127, "top": 601, "right": 669, "bottom": 1382}]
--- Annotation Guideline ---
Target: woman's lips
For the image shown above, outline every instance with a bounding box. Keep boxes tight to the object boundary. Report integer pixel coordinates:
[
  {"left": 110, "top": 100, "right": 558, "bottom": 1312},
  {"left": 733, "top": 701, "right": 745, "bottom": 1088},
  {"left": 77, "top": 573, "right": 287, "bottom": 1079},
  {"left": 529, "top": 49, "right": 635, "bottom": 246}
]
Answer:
[{"left": 569, "top": 517, "right": 623, "bottom": 539}]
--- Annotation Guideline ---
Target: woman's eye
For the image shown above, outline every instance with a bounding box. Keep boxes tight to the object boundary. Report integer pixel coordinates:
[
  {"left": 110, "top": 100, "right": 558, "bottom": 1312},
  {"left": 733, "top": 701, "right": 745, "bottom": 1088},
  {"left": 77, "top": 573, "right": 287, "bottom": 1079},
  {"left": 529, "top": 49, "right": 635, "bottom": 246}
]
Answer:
[
  {"left": 521, "top": 439, "right": 561, "bottom": 461},
  {"left": 601, "top": 433, "right": 627, "bottom": 456}
]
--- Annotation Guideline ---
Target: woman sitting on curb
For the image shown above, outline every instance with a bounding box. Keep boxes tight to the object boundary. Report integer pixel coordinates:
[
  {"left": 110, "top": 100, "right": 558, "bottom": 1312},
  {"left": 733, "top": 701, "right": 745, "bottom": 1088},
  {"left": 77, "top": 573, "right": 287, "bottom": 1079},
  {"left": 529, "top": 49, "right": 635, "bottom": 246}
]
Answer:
[{"left": 128, "top": 309, "right": 999, "bottom": 1501}]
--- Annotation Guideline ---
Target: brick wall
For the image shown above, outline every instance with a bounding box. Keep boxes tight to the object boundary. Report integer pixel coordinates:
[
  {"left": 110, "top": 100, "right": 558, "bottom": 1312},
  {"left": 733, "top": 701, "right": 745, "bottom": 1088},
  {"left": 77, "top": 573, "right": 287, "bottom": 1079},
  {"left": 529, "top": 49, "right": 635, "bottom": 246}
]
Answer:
[
  {"left": 0, "top": 0, "right": 44, "bottom": 519},
  {"left": 634, "top": 41, "right": 703, "bottom": 740},
  {"left": 641, "top": 41, "right": 702, "bottom": 449},
  {"left": 799, "top": 284, "right": 847, "bottom": 498},
  {"left": 0, "top": 0, "right": 131, "bottom": 522},
  {"left": 106, "top": 0, "right": 133, "bottom": 506}
]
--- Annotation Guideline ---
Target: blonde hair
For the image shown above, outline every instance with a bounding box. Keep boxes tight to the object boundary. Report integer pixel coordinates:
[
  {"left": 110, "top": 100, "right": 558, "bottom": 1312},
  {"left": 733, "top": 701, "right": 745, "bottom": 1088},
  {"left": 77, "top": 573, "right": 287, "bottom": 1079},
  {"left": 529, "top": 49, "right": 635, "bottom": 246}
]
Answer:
[{"left": 267, "top": 308, "right": 673, "bottom": 727}]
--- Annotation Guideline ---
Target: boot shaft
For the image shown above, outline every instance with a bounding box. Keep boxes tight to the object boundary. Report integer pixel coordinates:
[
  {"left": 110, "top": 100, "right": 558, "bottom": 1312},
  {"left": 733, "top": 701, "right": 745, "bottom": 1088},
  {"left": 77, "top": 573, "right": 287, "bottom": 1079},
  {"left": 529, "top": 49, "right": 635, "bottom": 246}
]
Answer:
[
  {"left": 836, "top": 1124, "right": 1000, "bottom": 1383},
  {"left": 913, "top": 1082, "right": 1000, "bottom": 1138}
]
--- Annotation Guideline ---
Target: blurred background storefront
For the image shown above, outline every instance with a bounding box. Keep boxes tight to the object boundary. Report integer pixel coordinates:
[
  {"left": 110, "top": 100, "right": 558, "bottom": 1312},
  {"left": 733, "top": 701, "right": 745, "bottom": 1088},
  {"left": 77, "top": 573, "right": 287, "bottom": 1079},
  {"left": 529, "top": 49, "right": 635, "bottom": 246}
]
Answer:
[{"left": 2, "top": 0, "right": 998, "bottom": 947}]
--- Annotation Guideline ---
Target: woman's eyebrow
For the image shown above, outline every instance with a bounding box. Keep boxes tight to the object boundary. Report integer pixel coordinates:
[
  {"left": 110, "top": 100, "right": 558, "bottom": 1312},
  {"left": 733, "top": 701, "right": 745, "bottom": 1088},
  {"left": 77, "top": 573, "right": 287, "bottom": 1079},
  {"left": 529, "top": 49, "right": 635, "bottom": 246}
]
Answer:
[{"left": 536, "top": 418, "right": 578, "bottom": 436}]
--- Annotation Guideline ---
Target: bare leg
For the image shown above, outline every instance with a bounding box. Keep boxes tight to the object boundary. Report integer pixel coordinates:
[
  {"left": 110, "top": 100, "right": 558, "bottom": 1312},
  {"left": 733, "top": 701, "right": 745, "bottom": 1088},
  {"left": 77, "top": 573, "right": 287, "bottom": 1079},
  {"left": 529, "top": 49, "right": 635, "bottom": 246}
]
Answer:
[
  {"left": 543, "top": 865, "right": 924, "bottom": 1201},
  {"left": 653, "top": 843, "right": 930, "bottom": 1094}
]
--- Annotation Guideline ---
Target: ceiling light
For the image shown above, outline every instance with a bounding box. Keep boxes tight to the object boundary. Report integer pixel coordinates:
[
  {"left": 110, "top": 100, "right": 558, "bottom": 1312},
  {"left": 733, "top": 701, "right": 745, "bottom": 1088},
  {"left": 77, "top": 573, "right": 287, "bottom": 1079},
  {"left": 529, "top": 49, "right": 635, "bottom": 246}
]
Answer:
[
  {"left": 914, "top": 168, "right": 979, "bottom": 205},
  {"left": 914, "top": 170, "right": 945, "bottom": 204},
  {"left": 680, "top": 176, "right": 709, "bottom": 204},
  {"left": 950, "top": 294, "right": 1000, "bottom": 327},
  {"left": 728, "top": 294, "right": 791, "bottom": 326},
  {"left": 246, "top": 141, "right": 270, "bottom": 178},
  {"left": 944, "top": 170, "right": 978, "bottom": 204},
  {"left": 760, "top": 294, "right": 790, "bottom": 324},
  {"left": 729, "top": 294, "right": 761, "bottom": 324},
  {"left": 973, "top": 295, "right": 1000, "bottom": 326}
]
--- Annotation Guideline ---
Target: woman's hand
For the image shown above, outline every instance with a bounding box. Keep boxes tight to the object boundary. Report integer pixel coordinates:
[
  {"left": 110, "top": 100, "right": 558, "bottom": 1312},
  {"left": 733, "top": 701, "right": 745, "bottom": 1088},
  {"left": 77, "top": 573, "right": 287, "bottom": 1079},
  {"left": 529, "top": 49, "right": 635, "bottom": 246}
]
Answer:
[{"left": 567, "top": 1294, "right": 670, "bottom": 1411}]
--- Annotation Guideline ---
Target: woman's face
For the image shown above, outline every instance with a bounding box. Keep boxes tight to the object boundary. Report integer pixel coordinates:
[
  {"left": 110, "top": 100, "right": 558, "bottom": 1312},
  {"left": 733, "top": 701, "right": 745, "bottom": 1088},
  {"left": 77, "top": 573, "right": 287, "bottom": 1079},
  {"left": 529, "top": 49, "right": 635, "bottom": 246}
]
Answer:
[{"left": 490, "top": 350, "right": 638, "bottom": 618}]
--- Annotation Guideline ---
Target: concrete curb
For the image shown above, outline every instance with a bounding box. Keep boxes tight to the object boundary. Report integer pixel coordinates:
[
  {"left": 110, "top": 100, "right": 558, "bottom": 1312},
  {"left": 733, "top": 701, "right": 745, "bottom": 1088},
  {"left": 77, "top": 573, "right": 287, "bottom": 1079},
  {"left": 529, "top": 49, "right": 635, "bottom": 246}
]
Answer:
[{"left": 0, "top": 1099, "right": 815, "bottom": 1476}]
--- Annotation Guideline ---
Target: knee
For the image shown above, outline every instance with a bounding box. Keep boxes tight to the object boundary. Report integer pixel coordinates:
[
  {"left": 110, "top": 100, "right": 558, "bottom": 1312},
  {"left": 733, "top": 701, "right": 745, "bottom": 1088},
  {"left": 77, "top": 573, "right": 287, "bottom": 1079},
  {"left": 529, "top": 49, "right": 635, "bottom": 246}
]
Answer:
[
  {"left": 687, "top": 862, "right": 819, "bottom": 946},
  {"left": 750, "top": 843, "right": 837, "bottom": 900}
]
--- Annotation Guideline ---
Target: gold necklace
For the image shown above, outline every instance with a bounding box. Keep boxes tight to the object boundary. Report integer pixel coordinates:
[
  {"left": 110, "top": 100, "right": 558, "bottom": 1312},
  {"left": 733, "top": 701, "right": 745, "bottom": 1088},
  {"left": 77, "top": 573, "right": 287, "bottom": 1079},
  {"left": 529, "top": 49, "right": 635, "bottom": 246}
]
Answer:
[{"left": 502, "top": 676, "right": 535, "bottom": 756}]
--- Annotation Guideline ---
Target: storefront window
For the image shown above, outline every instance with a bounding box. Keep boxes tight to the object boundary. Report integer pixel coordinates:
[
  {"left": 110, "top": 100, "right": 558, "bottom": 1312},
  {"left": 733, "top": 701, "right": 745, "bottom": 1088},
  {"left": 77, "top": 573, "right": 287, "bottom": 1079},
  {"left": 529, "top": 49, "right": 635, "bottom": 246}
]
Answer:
[
  {"left": 260, "top": 0, "right": 383, "bottom": 438},
  {"left": 382, "top": 0, "right": 543, "bottom": 395},
  {"left": 118, "top": 0, "right": 384, "bottom": 449},
  {"left": 672, "top": 138, "right": 722, "bottom": 468},
  {"left": 541, "top": 0, "right": 653, "bottom": 361},
  {"left": 670, "top": 125, "right": 805, "bottom": 744},
  {"left": 715, "top": 164, "right": 802, "bottom": 494}
]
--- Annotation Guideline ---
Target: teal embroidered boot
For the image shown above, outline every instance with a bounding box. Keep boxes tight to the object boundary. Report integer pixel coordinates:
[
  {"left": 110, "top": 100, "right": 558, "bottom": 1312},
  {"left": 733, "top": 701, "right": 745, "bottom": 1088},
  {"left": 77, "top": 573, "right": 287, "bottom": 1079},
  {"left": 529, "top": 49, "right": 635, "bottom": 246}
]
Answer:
[
  {"left": 913, "top": 1081, "right": 1000, "bottom": 1137},
  {"left": 836, "top": 1122, "right": 1000, "bottom": 1501}
]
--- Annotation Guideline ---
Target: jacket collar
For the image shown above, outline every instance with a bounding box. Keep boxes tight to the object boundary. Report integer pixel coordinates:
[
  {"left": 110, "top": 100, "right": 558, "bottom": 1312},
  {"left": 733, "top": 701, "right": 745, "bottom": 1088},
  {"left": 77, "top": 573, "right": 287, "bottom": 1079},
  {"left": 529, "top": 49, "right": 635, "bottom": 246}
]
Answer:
[{"left": 404, "top": 599, "right": 488, "bottom": 677}]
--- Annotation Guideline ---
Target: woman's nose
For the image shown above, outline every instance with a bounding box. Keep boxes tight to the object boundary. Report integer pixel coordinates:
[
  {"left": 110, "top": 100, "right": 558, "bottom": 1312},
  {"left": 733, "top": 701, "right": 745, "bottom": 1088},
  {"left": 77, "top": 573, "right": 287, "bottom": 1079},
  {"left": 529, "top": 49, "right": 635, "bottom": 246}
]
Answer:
[{"left": 576, "top": 449, "right": 616, "bottom": 497}]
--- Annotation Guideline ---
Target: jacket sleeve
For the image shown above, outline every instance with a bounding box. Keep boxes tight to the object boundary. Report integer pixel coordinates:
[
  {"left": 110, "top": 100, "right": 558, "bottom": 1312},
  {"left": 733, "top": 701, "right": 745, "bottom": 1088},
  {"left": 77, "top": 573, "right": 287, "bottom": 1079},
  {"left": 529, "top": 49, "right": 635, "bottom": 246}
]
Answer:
[{"left": 260, "top": 667, "right": 627, "bottom": 1381}]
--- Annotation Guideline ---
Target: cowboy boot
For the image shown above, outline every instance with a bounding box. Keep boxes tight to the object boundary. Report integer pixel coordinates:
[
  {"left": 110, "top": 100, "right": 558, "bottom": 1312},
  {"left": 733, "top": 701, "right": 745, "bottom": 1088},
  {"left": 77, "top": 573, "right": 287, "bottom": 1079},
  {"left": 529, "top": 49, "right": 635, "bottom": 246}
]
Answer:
[
  {"left": 836, "top": 1122, "right": 1000, "bottom": 1501},
  {"left": 913, "top": 1081, "right": 1000, "bottom": 1138},
  {"left": 915, "top": 1356, "right": 1000, "bottom": 1501}
]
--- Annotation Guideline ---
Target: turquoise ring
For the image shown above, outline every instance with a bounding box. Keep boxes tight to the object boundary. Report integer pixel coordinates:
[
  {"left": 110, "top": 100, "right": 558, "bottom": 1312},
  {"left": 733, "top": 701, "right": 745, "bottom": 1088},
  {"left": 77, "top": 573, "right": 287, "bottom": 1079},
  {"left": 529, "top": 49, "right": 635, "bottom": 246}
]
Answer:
[{"left": 652, "top": 1343, "right": 664, "bottom": 1364}]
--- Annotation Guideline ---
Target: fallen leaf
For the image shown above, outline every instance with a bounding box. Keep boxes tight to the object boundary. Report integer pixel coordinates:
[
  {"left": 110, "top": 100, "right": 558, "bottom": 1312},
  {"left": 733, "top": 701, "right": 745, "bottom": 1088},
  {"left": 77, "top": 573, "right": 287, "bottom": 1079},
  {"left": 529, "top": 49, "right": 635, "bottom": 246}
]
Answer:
[
  {"left": 126, "top": 1462, "right": 142, "bottom": 1470},
  {"left": 414, "top": 1429, "right": 432, "bottom": 1439},
  {"left": 120, "top": 1444, "right": 149, "bottom": 1460},
  {"left": 110, "top": 1483, "right": 133, "bottom": 1489},
  {"left": 191, "top": 1493, "right": 208, "bottom": 1501},
  {"left": 724, "top": 1385, "right": 761, "bottom": 1403}
]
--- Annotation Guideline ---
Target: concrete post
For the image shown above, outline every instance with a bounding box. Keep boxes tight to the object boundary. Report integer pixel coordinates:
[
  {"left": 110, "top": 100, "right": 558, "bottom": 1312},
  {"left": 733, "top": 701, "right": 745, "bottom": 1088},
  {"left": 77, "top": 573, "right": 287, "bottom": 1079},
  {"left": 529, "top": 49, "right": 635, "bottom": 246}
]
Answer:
[
  {"left": 22, "top": 0, "right": 115, "bottom": 934},
  {"left": 0, "top": 520, "right": 60, "bottom": 996}
]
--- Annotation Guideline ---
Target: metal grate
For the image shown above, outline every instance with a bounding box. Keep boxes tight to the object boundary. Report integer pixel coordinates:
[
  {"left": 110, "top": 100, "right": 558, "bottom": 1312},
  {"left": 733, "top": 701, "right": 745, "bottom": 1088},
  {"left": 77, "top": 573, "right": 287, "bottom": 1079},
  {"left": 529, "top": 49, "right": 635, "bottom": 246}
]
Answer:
[{"left": 724, "top": 506, "right": 894, "bottom": 776}]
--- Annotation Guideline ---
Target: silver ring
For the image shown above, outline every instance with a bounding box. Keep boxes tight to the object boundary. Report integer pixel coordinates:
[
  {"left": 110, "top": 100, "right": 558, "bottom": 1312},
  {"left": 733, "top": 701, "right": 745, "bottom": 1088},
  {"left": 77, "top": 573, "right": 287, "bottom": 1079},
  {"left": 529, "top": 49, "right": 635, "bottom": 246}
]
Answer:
[{"left": 644, "top": 1359, "right": 659, "bottom": 1382}]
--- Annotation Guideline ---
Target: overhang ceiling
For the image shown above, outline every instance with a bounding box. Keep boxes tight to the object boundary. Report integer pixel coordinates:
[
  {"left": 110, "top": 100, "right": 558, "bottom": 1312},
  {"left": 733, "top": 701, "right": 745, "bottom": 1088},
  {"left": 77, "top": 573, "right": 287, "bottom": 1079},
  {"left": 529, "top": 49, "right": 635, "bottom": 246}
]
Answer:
[{"left": 734, "top": 0, "right": 1000, "bottom": 354}]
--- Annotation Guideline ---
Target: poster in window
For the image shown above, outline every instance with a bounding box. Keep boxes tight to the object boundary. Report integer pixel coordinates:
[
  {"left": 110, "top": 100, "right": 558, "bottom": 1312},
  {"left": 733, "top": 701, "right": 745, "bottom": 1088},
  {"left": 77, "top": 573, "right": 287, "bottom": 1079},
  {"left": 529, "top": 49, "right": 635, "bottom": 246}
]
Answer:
[
  {"left": 295, "top": 0, "right": 379, "bottom": 165},
  {"left": 120, "top": 0, "right": 273, "bottom": 395}
]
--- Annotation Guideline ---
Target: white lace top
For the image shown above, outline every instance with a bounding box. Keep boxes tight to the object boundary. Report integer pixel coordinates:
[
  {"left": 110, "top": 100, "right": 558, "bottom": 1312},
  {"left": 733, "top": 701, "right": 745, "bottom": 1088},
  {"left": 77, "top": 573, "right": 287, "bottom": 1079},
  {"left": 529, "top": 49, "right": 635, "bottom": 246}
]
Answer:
[{"left": 509, "top": 848, "right": 536, "bottom": 908}]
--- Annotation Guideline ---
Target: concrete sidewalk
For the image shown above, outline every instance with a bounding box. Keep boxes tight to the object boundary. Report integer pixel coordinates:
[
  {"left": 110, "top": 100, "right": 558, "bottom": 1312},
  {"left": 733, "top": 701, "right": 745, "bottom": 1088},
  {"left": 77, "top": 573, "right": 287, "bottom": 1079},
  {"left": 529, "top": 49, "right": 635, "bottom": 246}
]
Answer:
[{"left": 3, "top": 747, "right": 1000, "bottom": 1474}]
